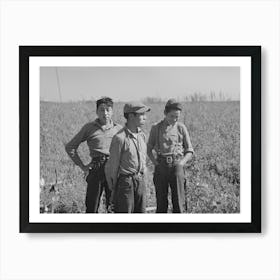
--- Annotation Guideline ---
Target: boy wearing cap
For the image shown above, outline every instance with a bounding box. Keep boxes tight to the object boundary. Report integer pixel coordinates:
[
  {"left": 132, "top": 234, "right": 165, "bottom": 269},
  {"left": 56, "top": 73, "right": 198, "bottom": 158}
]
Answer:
[
  {"left": 147, "top": 99, "right": 194, "bottom": 213},
  {"left": 65, "top": 97, "right": 122, "bottom": 213},
  {"left": 105, "top": 102, "right": 150, "bottom": 213}
]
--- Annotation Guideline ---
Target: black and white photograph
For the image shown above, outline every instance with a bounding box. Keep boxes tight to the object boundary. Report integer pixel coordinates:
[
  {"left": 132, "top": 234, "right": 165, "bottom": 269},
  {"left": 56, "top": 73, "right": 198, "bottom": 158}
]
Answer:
[
  {"left": 40, "top": 66, "right": 240, "bottom": 215},
  {"left": 3, "top": 1, "right": 280, "bottom": 279},
  {"left": 20, "top": 46, "right": 261, "bottom": 232}
]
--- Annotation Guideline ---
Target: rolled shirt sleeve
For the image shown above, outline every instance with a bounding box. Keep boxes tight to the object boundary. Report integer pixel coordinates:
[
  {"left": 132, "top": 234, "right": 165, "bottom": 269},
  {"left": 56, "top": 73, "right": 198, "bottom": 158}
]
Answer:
[
  {"left": 181, "top": 124, "right": 194, "bottom": 154},
  {"left": 65, "top": 124, "right": 89, "bottom": 166}
]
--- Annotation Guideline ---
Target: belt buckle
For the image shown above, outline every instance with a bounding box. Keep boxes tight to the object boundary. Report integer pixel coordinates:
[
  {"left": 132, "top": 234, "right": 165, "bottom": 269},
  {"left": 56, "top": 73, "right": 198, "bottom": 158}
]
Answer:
[
  {"left": 100, "top": 155, "right": 108, "bottom": 163},
  {"left": 166, "top": 156, "right": 173, "bottom": 164}
]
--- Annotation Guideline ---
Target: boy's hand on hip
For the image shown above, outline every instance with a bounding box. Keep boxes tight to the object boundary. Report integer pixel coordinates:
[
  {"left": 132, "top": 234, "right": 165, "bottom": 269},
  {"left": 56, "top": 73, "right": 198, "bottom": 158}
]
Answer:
[{"left": 81, "top": 164, "right": 91, "bottom": 179}]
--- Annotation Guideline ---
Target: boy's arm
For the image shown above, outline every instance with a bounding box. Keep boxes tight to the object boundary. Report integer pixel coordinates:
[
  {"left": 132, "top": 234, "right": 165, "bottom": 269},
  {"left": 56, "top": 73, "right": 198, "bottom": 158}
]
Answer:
[
  {"left": 179, "top": 124, "right": 194, "bottom": 165},
  {"left": 65, "top": 124, "right": 89, "bottom": 172},
  {"left": 147, "top": 125, "right": 158, "bottom": 166},
  {"left": 105, "top": 135, "right": 123, "bottom": 190}
]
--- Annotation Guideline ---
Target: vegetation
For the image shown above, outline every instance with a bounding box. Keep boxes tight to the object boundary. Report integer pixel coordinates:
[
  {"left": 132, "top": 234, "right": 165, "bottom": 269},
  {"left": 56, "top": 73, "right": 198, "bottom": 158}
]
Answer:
[{"left": 40, "top": 100, "right": 240, "bottom": 213}]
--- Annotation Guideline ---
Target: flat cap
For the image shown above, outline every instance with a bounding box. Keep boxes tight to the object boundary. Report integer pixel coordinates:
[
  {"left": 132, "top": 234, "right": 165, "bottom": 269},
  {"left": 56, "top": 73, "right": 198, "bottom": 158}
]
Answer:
[
  {"left": 165, "top": 99, "right": 182, "bottom": 111},
  {"left": 123, "top": 102, "right": 151, "bottom": 114}
]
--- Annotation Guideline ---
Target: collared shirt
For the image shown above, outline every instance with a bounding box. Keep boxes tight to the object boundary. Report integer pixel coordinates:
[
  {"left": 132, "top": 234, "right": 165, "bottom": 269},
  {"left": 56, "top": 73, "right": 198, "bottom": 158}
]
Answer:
[
  {"left": 147, "top": 119, "right": 194, "bottom": 156},
  {"left": 105, "top": 126, "right": 147, "bottom": 187},
  {"left": 65, "top": 119, "right": 122, "bottom": 164}
]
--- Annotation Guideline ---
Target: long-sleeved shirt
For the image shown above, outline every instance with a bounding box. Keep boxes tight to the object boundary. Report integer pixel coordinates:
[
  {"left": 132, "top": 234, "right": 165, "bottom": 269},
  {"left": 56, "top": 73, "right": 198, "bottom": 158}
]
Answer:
[
  {"left": 147, "top": 119, "right": 194, "bottom": 156},
  {"left": 65, "top": 119, "right": 122, "bottom": 166},
  {"left": 105, "top": 126, "right": 147, "bottom": 188}
]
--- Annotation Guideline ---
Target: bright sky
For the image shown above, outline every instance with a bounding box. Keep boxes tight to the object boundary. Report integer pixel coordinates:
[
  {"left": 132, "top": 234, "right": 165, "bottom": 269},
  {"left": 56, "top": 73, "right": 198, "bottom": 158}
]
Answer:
[{"left": 40, "top": 67, "right": 240, "bottom": 102}]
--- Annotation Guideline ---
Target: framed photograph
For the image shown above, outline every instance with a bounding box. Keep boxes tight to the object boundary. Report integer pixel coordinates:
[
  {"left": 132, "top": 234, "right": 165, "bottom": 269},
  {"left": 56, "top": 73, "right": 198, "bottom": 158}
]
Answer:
[{"left": 20, "top": 46, "right": 261, "bottom": 233}]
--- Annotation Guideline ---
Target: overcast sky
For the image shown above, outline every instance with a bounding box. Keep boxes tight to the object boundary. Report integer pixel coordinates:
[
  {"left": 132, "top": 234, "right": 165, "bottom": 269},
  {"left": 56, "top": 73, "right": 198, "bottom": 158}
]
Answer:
[{"left": 40, "top": 67, "right": 240, "bottom": 102}]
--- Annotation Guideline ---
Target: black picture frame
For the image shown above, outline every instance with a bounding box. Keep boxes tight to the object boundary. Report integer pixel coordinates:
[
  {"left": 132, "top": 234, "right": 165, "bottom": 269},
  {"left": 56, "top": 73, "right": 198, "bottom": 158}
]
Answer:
[{"left": 20, "top": 46, "right": 261, "bottom": 233}]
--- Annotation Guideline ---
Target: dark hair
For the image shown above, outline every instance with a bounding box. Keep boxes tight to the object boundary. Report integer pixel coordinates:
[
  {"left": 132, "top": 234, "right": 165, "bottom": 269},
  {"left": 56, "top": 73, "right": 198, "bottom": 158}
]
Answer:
[
  {"left": 124, "top": 112, "right": 136, "bottom": 120},
  {"left": 96, "top": 97, "right": 113, "bottom": 109},
  {"left": 164, "top": 106, "right": 182, "bottom": 114}
]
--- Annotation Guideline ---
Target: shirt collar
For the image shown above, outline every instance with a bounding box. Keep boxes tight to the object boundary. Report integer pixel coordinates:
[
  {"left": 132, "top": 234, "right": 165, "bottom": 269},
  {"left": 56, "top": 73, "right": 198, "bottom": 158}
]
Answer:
[
  {"left": 163, "top": 118, "right": 178, "bottom": 128},
  {"left": 125, "top": 125, "right": 141, "bottom": 139},
  {"left": 93, "top": 118, "right": 114, "bottom": 130}
]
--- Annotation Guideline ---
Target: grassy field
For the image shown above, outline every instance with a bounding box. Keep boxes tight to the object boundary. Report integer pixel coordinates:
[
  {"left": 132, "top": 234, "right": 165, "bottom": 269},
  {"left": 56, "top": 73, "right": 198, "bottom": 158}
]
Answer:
[{"left": 40, "top": 100, "right": 240, "bottom": 213}]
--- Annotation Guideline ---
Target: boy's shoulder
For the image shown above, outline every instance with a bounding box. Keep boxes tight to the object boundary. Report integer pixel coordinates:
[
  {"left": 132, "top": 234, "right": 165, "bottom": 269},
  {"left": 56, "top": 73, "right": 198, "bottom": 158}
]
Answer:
[
  {"left": 151, "top": 120, "right": 164, "bottom": 129},
  {"left": 177, "top": 121, "right": 187, "bottom": 129},
  {"left": 113, "top": 122, "right": 123, "bottom": 131},
  {"left": 113, "top": 127, "right": 126, "bottom": 139}
]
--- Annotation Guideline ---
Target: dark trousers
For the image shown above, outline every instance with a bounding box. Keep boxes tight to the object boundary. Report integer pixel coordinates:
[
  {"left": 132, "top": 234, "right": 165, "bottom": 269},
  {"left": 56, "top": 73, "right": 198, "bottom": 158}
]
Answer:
[
  {"left": 114, "top": 174, "right": 146, "bottom": 213},
  {"left": 153, "top": 163, "right": 186, "bottom": 213},
  {"left": 85, "top": 165, "right": 111, "bottom": 213}
]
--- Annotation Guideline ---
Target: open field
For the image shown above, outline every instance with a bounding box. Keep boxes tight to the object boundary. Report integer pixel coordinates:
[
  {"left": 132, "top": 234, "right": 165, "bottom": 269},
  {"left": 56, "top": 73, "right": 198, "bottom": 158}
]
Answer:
[{"left": 40, "top": 101, "right": 240, "bottom": 213}]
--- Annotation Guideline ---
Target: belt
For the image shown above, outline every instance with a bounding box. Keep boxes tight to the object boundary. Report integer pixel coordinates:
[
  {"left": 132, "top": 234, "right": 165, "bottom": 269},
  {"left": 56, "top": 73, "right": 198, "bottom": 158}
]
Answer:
[
  {"left": 89, "top": 155, "right": 109, "bottom": 171},
  {"left": 91, "top": 155, "right": 109, "bottom": 163},
  {"left": 158, "top": 154, "right": 182, "bottom": 165},
  {"left": 119, "top": 171, "right": 144, "bottom": 179}
]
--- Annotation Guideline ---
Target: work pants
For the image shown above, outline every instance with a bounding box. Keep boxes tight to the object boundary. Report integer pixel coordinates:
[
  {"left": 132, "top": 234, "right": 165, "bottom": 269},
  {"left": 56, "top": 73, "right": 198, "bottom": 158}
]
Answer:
[
  {"left": 153, "top": 163, "right": 186, "bottom": 213},
  {"left": 85, "top": 163, "right": 111, "bottom": 213},
  {"left": 114, "top": 174, "right": 146, "bottom": 213}
]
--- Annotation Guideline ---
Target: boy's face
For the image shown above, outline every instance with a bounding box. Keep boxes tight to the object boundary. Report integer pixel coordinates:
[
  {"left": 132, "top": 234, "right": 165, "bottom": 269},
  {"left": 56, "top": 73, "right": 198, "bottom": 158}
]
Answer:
[
  {"left": 131, "top": 112, "right": 147, "bottom": 128},
  {"left": 97, "top": 103, "right": 113, "bottom": 124},
  {"left": 165, "top": 109, "right": 181, "bottom": 125}
]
